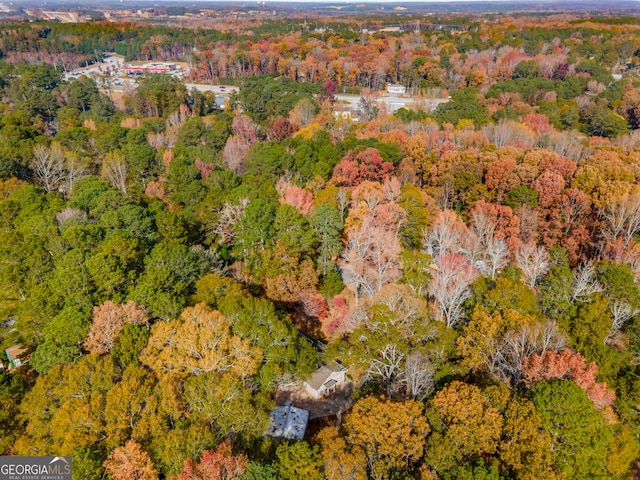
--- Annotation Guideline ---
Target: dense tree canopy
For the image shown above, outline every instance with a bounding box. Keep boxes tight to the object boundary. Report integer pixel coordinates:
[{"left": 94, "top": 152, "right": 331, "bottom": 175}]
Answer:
[{"left": 2, "top": 10, "right": 640, "bottom": 480}]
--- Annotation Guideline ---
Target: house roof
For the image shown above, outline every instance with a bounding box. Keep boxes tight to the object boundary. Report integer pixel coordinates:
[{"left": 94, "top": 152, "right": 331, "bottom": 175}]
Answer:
[
  {"left": 306, "top": 361, "right": 346, "bottom": 391},
  {"left": 5, "top": 345, "right": 26, "bottom": 361},
  {"left": 266, "top": 402, "right": 309, "bottom": 440}
]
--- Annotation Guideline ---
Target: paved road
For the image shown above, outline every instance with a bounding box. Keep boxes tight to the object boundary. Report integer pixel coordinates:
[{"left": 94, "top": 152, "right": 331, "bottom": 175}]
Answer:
[
  {"left": 185, "top": 83, "right": 239, "bottom": 94},
  {"left": 102, "top": 77, "right": 237, "bottom": 95},
  {"left": 335, "top": 93, "right": 448, "bottom": 113}
]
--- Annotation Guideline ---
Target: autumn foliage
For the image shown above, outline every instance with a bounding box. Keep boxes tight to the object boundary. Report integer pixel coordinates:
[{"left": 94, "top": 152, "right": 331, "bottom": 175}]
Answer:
[
  {"left": 521, "top": 349, "right": 616, "bottom": 412},
  {"left": 333, "top": 148, "right": 394, "bottom": 187},
  {"left": 84, "top": 301, "right": 149, "bottom": 354},
  {"left": 176, "top": 441, "right": 248, "bottom": 480},
  {"left": 104, "top": 440, "right": 159, "bottom": 480}
]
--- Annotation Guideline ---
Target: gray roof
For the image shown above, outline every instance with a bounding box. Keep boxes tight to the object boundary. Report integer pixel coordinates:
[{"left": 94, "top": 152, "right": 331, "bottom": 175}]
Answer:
[
  {"left": 266, "top": 402, "right": 309, "bottom": 440},
  {"left": 306, "top": 361, "right": 346, "bottom": 391}
]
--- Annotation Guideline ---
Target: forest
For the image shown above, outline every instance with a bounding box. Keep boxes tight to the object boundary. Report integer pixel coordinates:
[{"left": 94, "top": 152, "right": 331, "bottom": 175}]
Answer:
[{"left": 1, "top": 9, "right": 640, "bottom": 480}]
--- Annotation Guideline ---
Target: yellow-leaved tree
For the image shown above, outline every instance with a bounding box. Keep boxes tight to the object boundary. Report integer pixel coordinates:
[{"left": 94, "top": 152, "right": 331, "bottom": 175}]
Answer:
[
  {"left": 139, "top": 303, "right": 262, "bottom": 377},
  {"left": 340, "top": 396, "right": 430, "bottom": 480}
]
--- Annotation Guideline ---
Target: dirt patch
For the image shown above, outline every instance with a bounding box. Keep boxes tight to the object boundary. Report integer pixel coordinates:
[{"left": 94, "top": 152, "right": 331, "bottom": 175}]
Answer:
[{"left": 275, "top": 382, "right": 355, "bottom": 420}]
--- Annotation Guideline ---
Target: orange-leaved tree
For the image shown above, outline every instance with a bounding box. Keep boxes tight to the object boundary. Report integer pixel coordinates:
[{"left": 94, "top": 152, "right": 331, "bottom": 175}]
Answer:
[{"left": 104, "top": 439, "right": 158, "bottom": 480}]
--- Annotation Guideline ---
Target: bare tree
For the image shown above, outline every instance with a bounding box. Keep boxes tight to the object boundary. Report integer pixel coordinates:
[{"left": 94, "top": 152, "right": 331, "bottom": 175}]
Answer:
[
  {"left": 515, "top": 204, "right": 539, "bottom": 244},
  {"left": 32, "top": 143, "right": 67, "bottom": 193},
  {"left": 543, "top": 130, "right": 586, "bottom": 161},
  {"left": 289, "top": 97, "right": 316, "bottom": 127},
  {"left": 607, "top": 299, "right": 639, "bottom": 345},
  {"left": 515, "top": 242, "right": 550, "bottom": 288},
  {"left": 571, "top": 262, "right": 604, "bottom": 302},
  {"left": 601, "top": 193, "right": 640, "bottom": 249},
  {"left": 340, "top": 221, "right": 377, "bottom": 305},
  {"left": 101, "top": 151, "right": 129, "bottom": 194},
  {"left": 222, "top": 136, "right": 250, "bottom": 175},
  {"left": 428, "top": 253, "right": 478, "bottom": 328},
  {"left": 482, "top": 119, "right": 533, "bottom": 148},
  {"left": 382, "top": 176, "right": 402, "bottom": 203},
  {"left": 211, "top": 198, "right": 249, "bottom": 245},
  {"left": 340, "top": 214, "right": 402, "bottom": 304},
  {"left": 498, "top": 321, "right": 567, "bottom": 382},
  {"left": 464, "top": 210, "right": 509, "bottom": 279},
  {"left": 336, "top": 188, "right": 349, "bottom": 221},
  {"left": 358, "top": 89, "right": 377, "bottom": 121},
  {"left": 423, "top": 209, "right": 468, "bottom": 259},
  {"left": 482, "top": 237, "right": 510, "bottom": 280},
  {"left": 400, "top": 351, "right": 435, "bottom": 401},
  {"left": 55, "top": 207, "right": 86, "bottom": 227},
  {"left": 64, "top": 151, "right": 88, "bottom": 196},
  {"left": 366, "top": 344, "right": 405, "bottom": 387}
]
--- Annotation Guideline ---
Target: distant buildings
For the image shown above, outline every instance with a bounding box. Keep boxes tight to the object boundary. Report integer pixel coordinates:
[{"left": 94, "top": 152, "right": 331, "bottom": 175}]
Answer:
[
  {"left": 386, "top": 84, "right": 407, "bottom": 95},
  {"left": 118, "top": 63, "right": 179, "bottom": 77}
]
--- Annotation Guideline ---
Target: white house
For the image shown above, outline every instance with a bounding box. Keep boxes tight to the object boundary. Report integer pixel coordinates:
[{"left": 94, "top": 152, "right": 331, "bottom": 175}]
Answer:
[
  {"left": 386, "top": 84, "right": 407, "bottom": 95},
  {"left": 303, "top": 361, "right": 347, "bottom": 398}
]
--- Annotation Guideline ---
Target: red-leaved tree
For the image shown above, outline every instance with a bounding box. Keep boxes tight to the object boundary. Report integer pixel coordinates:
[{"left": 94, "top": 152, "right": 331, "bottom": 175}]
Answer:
[
  {"left": 333, "top": 147, "right": 394, "bottom": 187},
  {"left": 521, "top": 349, "right": 616, "bottom": 411},
  {"left": 268, "top": 116, "right": 298, "bottom": 141},
  {"left": 177, "top": 441, "right": 248, "bottom": 480},
  {"left": 278, "top": 181, "right": 314, "bottom": 215}
]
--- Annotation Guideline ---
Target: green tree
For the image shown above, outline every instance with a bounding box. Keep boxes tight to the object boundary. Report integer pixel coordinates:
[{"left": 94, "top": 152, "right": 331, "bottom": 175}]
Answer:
[
  {"left": 71, "top": 446, "right": 103, "bottom": 480},
  {"left": 398, "top": 183, "right": 430, "bottom": 249},
  {"left": 219, "top": 295, "right": 318, "bottom": 386},
  {"left": 532, "top": 381, "right": 614, "bottom": 479},
  {"left": 242, "top": 462, "right": 282, "bottom": 480},
  {"left": 245, "top": 142, "right": 294, "bottom": 179},
  {"left": 133, "top": 74, "right": 187, "bottom": 118},
  {"left": 30, "top": 306, "right": 90, "bottom": 373},
  {"left": 183, "top": 373, "right": 268, "bottom": 438},
  {"left": 513, "top": 60, "right": 541, "bottom": 79},
  {"left": 435, "top": 89, "right": 489, "bottom": 127},
  {"left": 538, "top": 248, "right": 576, "bottom": 322},
  {"left": 275, "top": 442, "right": 323, "bottom": 480},
  {"left": 130, "top": 242, "right": 208, "bottom": 319},
  {"left": 8, "top": 65, "right": 61, "bottom": 123},
  {"left": 0, "top": 369, "right": 33, "bottom": 454},
  {"left": 309, "top": 203, "right": 343, "bottom": 276},
  {"left": 111, "top": 324, "right": 151, "bottom": 368}
]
